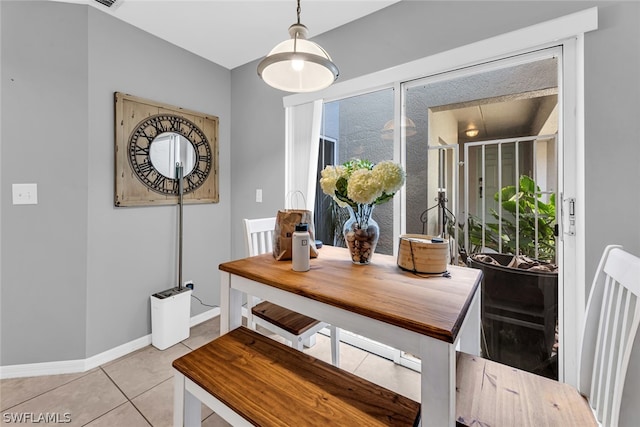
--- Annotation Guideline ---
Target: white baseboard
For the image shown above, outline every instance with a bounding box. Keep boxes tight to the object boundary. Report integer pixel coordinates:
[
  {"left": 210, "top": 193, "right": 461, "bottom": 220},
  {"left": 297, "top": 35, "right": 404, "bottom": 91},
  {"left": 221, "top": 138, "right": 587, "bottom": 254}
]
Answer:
[
  {"left": 0, "top": 358, "right": 88, "bottom": 380},
  {"left": 83, "top": 334, "right": 153, "bottom": 373},
  {"left": 190, "top": 307, "right": 220, "bottom": 327},
  {"left": 0, "top": 308, "right": 220, "bottom": 380}
]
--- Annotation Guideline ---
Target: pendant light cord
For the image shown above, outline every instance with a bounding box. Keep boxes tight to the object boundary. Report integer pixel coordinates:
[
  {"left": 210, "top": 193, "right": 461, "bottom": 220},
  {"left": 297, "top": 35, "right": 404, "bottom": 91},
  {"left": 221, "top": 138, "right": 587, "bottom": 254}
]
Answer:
[{"left": 293, "top": 0, "right": 302, "bottom": 53}]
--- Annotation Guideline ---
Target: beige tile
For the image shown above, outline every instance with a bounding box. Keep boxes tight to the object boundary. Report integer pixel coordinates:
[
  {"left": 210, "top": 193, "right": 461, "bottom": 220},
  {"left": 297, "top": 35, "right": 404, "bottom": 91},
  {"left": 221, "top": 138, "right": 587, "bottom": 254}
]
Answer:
[
  {"left": 303, "top": 333, "right": 368, "bottom": 373},
  {"left": 1, "top": 317, "right": 422, "bottom": 427},
  {"left": 353, "top": 354, "right": 421, "bottom": 402},
  {"left": 84, "top": 402, "right": 150, "bottom": 427},
  {"left": 132, "top": 377, "right": 213, "bottom": 427},
  {"left": 202, "top": 412, "right": 232, "bottom": 427},
  {"left": 102, "top": 343, "right": 191, "bottom": 399},
  {"left": 254, "top": 325, "right": 288, "bottom": 345},
  {"left": 0, "top": 370, "right": 93, "bottom": 411},
  {"left": 182, "top": 317, "right": 220, "bottom": 350},
  {"left": 0, "top": 370, "right": 126, "bottom": 427}
]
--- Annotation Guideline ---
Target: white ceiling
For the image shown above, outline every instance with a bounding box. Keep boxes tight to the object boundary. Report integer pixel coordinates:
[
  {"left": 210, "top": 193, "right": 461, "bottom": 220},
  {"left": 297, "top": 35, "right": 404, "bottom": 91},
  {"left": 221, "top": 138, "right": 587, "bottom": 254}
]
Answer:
[
  {"left": 52, "top": 0, "right": 400, "bottom": 70},
  {"left": 50, "top": 0, "right": 556, "bottom": 139}
]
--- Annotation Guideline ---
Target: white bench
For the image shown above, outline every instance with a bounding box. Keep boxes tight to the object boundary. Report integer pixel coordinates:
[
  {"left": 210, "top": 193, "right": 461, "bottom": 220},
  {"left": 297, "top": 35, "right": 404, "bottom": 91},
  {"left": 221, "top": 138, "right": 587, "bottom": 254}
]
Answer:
[{"left": 173, "top": 326, "right": 420, "bottom": 426}]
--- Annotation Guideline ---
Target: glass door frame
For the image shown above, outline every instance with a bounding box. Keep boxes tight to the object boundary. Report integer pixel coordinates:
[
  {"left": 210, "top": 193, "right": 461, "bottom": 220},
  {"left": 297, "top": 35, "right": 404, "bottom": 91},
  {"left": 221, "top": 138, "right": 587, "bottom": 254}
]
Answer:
[{"left": 285, "top": 8, "right": 596, "bottom": 385}]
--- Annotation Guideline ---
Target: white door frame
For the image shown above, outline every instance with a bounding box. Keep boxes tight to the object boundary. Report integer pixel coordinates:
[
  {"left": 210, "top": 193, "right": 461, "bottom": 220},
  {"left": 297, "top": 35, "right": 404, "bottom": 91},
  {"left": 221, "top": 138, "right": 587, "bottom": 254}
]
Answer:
[{"left": 284, "top": 7, "right": 597, "bottom": 386}]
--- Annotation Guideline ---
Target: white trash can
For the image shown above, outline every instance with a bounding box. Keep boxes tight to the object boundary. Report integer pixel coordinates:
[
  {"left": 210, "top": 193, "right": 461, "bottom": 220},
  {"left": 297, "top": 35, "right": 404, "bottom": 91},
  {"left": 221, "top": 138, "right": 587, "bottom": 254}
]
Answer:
[{"left": 150, "top": 287, "right": 192, "bottom": 350}]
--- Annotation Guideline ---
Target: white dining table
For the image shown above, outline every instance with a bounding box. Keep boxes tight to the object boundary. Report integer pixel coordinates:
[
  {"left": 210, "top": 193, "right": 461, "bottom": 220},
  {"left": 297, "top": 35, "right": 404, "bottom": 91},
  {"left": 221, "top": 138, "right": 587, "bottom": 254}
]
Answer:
[{"left": 219, "top": 245, "right": 482, "bottom": 427}]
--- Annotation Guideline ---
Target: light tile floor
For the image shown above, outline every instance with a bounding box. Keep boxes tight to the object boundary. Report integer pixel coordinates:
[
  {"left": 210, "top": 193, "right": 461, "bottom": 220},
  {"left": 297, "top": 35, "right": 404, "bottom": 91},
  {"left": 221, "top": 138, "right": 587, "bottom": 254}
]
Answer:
[{"left": 1, "top": 317, "right": 420, "bottom": 426}]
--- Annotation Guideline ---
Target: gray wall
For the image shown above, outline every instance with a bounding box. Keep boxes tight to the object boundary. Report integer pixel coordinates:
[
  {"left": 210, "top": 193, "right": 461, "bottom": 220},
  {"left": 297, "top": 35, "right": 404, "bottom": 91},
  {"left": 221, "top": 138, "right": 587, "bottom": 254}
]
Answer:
[
  {"left": 1, "top": 0, "right": 638, "bottom": 368},
  {"left": 85, "top": 8, "right": 231, "bottom": 357},
  {"left": 231, "top": 0, "right": 640, "bottom": 291},
  {"left": 1, "top": 1, "right": 231, "bottom": 365},
  {"left": 1, "top": 1, "right": 89, "bottom": 364}
]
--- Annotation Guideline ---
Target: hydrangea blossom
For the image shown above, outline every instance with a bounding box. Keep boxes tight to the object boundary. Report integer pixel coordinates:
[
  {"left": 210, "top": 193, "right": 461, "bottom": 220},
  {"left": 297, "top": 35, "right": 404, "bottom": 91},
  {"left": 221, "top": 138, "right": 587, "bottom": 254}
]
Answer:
[
  {"left": 347, "top": 169, "right": 383, "bottom": 205},
  {"left": 373, "top": 161, "right": 406, "bottom": 195},
  {"left": 319, "top": 165, "right": 348, "bottom": 207},
  {"left": 319, "top": 159, "right": 406, "bottom": 226}
]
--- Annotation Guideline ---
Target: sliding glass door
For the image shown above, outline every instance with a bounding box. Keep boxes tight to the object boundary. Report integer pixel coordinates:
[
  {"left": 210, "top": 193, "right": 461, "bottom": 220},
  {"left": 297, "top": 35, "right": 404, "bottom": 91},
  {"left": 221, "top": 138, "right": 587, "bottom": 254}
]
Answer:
[
  {"left": 402, "top": 51, "right": 560, "bottom": 378},
  {"left": 307, "top": 44, "right": 579, "bottom": 381}
]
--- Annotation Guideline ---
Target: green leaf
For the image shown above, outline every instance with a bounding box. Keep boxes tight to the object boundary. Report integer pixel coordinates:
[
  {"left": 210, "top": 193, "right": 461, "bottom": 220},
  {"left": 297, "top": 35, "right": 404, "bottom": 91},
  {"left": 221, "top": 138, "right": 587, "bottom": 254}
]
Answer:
[
  {"left": 519, "top": 175, "right": 537, "bottom": 193},
  {"left": 374, "top": 192, "right": 394, "bottom": 205},
  {"left": 466, "top": 174, "right": 557, "bottom": 260},
  {"left": 502, "top": 200, "right": 517, "bottom": 213},
  {"left": 495, "top": 185, "right": 517, "bottom": 202},
  {"left": 335, "top": 177, "right": 348, "bottom": 196}
]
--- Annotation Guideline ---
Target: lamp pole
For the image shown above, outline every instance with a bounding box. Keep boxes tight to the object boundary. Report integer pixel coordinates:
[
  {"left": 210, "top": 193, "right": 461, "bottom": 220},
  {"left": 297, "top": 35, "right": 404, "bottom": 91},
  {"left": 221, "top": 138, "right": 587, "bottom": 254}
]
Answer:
[{"left": 176, "top": 161, "right": 184, "bottom": 291}]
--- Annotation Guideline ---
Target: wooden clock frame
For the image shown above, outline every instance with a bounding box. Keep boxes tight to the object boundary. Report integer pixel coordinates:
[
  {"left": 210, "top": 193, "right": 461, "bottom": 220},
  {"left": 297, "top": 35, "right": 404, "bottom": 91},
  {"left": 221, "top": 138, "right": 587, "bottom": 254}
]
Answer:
[{"left": 114, "top": 92, "right": 219, "bottom": 207}]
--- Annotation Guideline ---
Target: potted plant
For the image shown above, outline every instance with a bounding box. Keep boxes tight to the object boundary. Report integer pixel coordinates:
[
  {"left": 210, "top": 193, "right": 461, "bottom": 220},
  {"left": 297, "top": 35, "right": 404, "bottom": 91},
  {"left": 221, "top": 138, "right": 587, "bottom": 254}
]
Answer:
[
  {"left": 464, "top": 175, "right": 556, "bottom": 262},
  {"left": 463, "top": 175, "right": 558, "bottom": 378}
]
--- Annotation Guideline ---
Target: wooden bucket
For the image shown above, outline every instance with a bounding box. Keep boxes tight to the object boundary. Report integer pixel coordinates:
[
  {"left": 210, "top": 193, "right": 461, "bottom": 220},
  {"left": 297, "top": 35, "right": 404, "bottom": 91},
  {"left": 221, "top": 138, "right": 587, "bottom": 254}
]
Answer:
[{"left": 397, "top": 234, "right": 449, "bottom": 274}]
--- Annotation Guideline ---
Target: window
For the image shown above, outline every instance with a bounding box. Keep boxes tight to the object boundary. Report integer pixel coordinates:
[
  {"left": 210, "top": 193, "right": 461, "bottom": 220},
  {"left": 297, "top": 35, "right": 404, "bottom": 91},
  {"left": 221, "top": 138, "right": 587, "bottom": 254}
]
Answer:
[{"left": 314, "top": 88, "right": 396, "bottom": 254}]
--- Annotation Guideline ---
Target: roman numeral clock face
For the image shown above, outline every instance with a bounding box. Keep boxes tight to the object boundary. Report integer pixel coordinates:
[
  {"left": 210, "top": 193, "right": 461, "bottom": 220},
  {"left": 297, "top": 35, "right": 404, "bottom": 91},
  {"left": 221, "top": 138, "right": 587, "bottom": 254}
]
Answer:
[
  {"left": 114, "top": 92, "right": 218, "bottom": 207},
  {"left": 128, "top": 115, "right": 212, "bottom": 196}
]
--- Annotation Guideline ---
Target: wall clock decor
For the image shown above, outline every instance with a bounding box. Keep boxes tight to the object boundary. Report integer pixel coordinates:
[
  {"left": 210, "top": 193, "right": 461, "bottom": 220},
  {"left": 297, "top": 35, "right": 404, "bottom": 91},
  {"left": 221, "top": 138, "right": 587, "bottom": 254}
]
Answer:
[{"left": 114, "top": 92, "right": 219, "bottom": 207}]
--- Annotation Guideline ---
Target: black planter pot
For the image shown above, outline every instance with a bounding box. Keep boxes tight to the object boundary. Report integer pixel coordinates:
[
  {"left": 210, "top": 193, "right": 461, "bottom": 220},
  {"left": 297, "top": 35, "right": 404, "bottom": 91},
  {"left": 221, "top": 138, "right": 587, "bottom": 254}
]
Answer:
[{"left": 469, "top": 253, "right": 558, "bottom": 378}]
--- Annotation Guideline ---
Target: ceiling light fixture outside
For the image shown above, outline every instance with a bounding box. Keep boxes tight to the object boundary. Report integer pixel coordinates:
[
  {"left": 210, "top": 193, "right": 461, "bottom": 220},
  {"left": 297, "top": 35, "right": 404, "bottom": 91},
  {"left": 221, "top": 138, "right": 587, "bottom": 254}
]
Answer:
[
  {"left": 257, "top": 0, "right": 339, "bottom": 93},
  {"left": 465, "top": 128, "right": 480, "bottom": 138}
]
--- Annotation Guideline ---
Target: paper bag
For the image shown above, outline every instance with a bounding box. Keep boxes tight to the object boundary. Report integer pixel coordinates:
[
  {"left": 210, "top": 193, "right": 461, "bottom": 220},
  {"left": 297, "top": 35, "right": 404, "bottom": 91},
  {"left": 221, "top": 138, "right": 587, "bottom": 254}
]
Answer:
[{"left": 273, "top": 209, "right": 319, "bottom": 260}]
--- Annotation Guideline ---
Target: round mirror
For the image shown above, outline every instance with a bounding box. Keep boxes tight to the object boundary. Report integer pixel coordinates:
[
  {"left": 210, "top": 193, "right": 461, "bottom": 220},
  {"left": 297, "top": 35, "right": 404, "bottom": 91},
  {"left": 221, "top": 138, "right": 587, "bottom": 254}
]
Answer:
[{"left": 149, "top": 132, "right": 196, "bottom": 179}]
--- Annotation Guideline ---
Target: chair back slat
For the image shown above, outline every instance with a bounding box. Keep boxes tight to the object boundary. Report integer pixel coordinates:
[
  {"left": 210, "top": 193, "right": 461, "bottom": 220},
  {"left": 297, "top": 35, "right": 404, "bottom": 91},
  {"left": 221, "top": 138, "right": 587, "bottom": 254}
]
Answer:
[
  {"left": 579, "top": 245, "right": 640, "bottom": 426},
  {"left": 244, "top": 218, "right": 276, "bottom": 257},
  {"left": 598, "top": 278, "right": 625, "bottom": 424}
]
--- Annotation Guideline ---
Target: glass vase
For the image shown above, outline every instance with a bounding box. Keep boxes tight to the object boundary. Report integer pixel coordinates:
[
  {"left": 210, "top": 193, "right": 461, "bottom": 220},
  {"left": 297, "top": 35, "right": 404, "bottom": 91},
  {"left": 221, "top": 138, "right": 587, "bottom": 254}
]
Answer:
[{"left": 343, "top": 205, "right": 379, "bottom": 265}]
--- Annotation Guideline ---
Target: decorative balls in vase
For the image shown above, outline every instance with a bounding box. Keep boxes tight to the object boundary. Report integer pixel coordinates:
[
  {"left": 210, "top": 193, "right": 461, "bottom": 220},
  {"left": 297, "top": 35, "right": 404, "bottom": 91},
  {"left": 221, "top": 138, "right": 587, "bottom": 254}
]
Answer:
[{"left": 320, "top": 159, "right": 405, "bottom": 265}]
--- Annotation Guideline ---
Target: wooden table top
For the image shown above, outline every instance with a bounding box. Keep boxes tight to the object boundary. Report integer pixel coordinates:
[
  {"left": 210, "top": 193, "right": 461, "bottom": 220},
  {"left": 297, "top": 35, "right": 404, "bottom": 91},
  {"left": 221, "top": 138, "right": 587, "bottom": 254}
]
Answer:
[{"left": 219, "top": 246, "right": 482, "bottom": 343}]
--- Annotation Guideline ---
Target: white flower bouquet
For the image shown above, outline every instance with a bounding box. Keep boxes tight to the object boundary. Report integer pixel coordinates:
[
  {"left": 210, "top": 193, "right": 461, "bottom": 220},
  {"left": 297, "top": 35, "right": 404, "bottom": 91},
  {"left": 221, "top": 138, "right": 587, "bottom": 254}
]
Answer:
[{"left": 320, "top": 159, "right": 405, "bottom": 228}]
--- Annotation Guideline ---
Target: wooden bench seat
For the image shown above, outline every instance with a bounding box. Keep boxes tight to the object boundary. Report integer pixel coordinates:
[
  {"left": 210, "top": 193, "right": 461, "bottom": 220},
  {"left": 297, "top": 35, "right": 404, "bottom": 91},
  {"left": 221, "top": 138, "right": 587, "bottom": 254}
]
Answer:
[
  {"left": 173, "top": 326, "right": 420, "bottom": 427},
  {"left": 251, "top": 300, "right": 321, "bottom": 336},
  {"left": 456, "top": 352, "right": 597, "bottom": 426}
]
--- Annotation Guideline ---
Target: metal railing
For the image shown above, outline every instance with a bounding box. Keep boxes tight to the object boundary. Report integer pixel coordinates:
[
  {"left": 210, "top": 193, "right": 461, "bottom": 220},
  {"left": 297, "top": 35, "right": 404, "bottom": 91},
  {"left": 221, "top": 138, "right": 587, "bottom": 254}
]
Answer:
[{"left": 463, "top": 134, "right": 557, "bottom": 260}]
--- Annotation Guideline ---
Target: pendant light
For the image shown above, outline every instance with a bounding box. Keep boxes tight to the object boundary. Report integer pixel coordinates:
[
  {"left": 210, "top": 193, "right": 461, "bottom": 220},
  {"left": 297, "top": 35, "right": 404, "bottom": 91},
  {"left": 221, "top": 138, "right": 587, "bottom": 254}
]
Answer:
[
  {"left": 257, "top": 0, "right": 339, "bottom": 93},
  {"left": 381, "top": 116, "right": 417, "bottom": 140}
]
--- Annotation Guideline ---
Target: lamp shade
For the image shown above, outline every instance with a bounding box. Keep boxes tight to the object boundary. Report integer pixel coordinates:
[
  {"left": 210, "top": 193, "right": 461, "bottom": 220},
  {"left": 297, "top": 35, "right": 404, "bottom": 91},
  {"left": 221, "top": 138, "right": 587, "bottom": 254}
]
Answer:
[
  {"left": 381, "top": 117, "right": 417, "bottom": 140},
  {"left": 258, "top": 23, "right": 339, "bottom": 93}
]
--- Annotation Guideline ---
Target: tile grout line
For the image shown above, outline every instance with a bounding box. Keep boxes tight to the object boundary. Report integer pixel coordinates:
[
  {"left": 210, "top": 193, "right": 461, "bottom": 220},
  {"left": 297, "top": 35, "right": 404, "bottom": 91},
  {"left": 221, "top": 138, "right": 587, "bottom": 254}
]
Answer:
[
  {"left": 98, "top": 366, "right": 154, "bottom": 426},
  {"left": 97, "top": 342, "right": 194, "bottom": 426},
  {"left": 0, "top": 369, "right": 95, "bottom": 414}
]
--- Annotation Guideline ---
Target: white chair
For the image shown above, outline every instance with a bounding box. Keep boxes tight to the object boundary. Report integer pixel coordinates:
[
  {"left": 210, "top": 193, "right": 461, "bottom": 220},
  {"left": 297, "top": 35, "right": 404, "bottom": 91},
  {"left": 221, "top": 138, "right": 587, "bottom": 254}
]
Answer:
[
  {"left": 456, "top": 245, "right": 640, "bottom": 426},
  {"left": 243, "top": 217, "right": 340, "bottom": 366}
]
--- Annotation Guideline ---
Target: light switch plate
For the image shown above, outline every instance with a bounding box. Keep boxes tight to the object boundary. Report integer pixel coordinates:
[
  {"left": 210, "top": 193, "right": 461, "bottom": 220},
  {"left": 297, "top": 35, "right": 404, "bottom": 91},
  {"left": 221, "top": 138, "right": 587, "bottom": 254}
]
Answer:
[
  {"left": 12, "top": 183, "right": 38, "bottom": 205},
  {"left": 256, "top": 189, "right": 263, "bottom": 203}
]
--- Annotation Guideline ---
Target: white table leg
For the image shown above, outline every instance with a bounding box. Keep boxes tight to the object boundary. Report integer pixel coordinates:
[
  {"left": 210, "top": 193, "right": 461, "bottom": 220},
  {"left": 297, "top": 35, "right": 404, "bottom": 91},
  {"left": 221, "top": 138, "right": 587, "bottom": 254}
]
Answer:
[
  {"left": 330, "top": 325, "right": 340, "bottom": 367},
  {"left": 173, "top": 372, "right": 201, "bottom": 427},
  {"left": 184, "top": 390, "right": 201, "bottom": 427},
  {"left": 458, "top": 289, "right": 481, "bottom": 355},
  {"left": 174, "top": 372, "right": 185, "bottom": 427},
  {"left": 247, "top": 295, "right": 259, "bottom": 330},
  {"left": 419, "top": 336, "right": 456, "bottom": 427},
  {"left": 220, "top": 271, "right": 242, "bottom": 334}
]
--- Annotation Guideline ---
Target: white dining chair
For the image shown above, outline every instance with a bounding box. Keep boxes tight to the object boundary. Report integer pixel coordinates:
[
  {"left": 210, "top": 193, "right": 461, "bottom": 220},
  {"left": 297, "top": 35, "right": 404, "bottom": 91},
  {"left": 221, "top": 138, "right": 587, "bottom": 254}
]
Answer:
[
  {"left": 243, "top": 217, "right": 340, "bottom": 366},
  {"left": 456, "top": 245, "right": 640, "bottom": 426}
]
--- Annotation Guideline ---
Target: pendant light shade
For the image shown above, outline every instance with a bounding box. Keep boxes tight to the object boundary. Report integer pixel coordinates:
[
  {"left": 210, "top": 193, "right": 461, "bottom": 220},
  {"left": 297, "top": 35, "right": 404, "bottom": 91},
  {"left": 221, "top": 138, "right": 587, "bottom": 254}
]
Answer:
[
  {"left": 258, "top": 1, "right": 339, "bottom": 93},
  {"left": 381, "top": 117, "right": 417, "bottom": 140}
]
